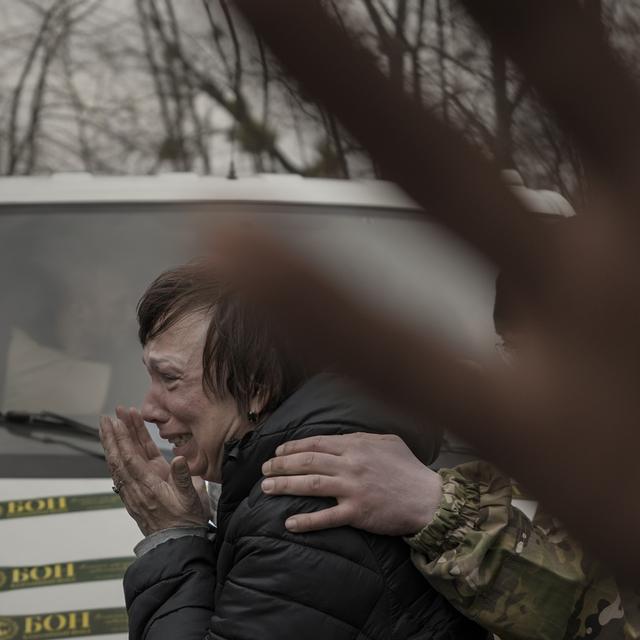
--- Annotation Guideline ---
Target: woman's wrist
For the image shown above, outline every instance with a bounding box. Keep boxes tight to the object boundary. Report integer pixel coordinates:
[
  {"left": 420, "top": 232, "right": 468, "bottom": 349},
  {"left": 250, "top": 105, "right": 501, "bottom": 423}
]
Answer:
[{"left": 134, "top": 525, "right": 212, "bottom": 557}]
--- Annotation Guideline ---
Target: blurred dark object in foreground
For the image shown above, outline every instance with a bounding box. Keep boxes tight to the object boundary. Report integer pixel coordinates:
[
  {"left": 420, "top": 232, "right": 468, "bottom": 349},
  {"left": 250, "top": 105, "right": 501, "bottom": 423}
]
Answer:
[{"left": 226, "top": 0, "right": 640, "bottom": 581}]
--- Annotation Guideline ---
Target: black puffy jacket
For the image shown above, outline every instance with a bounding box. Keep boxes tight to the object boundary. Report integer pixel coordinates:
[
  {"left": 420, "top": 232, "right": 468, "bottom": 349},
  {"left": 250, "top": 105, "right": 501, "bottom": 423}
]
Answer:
[{"left": 124, "top": 375, "right": 486, "bottom": 640}]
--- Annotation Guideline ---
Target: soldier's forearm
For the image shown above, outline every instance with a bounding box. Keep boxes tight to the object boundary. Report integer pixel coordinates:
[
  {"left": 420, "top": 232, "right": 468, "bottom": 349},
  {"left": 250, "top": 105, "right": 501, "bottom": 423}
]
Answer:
[{"left": 406, "top": 461, "right": 603, "bottom": 640}]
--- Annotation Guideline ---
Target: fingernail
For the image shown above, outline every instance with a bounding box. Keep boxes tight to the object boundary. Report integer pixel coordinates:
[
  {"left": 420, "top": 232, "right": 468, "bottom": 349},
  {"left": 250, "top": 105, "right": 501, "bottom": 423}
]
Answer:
[
  {"left": 262, "top": 479, "right": 274, "bottom": 492},
  {"left": 285, "top": 517, "right": 298, "bottom": 532},
  {"left": 275, "top": 445, "right": 284, "bottom": 455},
  {"left": 261, "top": 460, "right": 271, "bottom": 475}
]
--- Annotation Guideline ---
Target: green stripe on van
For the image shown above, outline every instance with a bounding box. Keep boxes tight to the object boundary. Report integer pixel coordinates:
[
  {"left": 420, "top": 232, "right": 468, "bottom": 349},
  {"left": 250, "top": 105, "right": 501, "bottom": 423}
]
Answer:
[
  {"left": 0, "top": 493, "right": 124, "bottom": 519},
  {"left": 0, "top": 557, "right": 134, "bottom": 591},
  {"left": 0, "top": 608, "right": 127, "bottom": 640}
]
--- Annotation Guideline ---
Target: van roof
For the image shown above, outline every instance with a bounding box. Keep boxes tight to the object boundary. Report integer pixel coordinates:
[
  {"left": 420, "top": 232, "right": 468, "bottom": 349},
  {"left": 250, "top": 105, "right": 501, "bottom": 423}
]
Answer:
[
  {"left": 0, "top": 173, "right": 417, "bottom": 210},
  {"left": 0, "top": 173, "right": 574, "bottom": 216}
]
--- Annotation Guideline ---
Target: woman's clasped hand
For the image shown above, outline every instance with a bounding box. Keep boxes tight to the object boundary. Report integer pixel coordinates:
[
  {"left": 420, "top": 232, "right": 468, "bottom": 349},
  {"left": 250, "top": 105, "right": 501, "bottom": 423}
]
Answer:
[{"left": 100, "top": 407, "right": 209, "bottom": 536}]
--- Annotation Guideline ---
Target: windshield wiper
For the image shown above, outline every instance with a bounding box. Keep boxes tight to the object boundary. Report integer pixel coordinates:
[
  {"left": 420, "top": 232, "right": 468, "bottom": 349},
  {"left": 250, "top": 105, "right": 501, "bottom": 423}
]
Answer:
[
  {"left": 0, "top": 411, "right": 105, "bottom": 460},
  {"left": 1, "top": 411, "right": 100, "bottom": 438}
]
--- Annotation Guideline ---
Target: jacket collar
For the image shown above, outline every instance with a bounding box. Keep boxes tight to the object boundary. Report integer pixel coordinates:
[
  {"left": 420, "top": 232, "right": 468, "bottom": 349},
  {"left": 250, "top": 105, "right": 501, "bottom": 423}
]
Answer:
[
  {"left": 219, "top": 373, "right": 346, "bottom": 513},
  {"left": 217, "top": 373, "right": 439, "bottom": 522}
]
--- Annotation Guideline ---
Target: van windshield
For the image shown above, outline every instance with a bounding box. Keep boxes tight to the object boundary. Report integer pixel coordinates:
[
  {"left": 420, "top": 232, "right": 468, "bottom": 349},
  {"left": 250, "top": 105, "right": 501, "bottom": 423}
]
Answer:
[
  {"left": 0, "top": 209, "right": 204, "bottom": 476},
  {"left": 0, "top": 211, "right": 200, "bottom": 424},
  {"left": 0, "top": 200, "right": 494, "bottom": 477}
]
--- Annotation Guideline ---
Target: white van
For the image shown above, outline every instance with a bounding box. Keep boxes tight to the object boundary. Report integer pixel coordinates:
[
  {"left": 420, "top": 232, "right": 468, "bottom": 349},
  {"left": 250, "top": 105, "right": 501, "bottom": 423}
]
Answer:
[{"left": 0, "top": 173, "right": 568, "bottom": 639}]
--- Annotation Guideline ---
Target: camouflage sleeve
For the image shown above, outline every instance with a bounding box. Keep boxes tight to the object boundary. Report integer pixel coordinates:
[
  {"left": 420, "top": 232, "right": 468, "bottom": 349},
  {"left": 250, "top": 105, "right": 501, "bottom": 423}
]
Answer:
[
  {"left": 405, "top": 461, "right": 627, "bottom": 640},
  {"left": 621, "top": 585, "right": 640, "bottom": 639}
]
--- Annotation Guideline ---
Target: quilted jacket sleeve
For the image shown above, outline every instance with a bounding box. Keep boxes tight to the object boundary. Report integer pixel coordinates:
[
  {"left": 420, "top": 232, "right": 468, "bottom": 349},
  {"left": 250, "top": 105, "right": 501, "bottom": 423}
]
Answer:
[{"left": 124, "top": 535, "right": 217, "bottom": 640}]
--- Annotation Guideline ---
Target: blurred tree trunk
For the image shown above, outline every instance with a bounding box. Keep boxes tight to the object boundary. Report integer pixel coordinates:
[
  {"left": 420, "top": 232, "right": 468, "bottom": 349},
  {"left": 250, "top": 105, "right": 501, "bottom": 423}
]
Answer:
[
  {"left": 390, "top": 0, "right": 408, "bottom": 90},
  {"left": 435, "top": 0, "right": 449, "bottom": 124},
  {"left": 136, "top": 0, "right": 178, "bottom": 169},
  {"left": 584, "top": 0, "right": 604, "bottom": 37},
  {"left": 491, "top": 41, "right": 513, "bottom": 168},
  {"left": 574, "top": 0, "right": 604, "bottom": 204},
  {"left": 362, "top": 0, "right": 408, "bottom": 91},
  {"left": 23, "top": 25, "right": 66, "bottom": 173},
  {"left": 5, "top": 2, "right": 60, "bottom": 174}
]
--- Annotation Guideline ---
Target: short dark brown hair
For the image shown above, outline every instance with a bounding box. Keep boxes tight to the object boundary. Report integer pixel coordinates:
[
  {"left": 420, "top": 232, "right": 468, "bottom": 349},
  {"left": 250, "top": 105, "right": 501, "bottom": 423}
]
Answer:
[{"left": 137, "top": 260, "right": 306, "bottom": 417}]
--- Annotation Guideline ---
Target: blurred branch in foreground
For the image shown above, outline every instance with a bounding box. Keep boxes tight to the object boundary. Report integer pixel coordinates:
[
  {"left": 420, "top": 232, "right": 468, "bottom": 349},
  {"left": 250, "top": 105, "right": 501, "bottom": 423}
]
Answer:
[{"left": 224, "top": 0, "right": 640, "bottom": 581}]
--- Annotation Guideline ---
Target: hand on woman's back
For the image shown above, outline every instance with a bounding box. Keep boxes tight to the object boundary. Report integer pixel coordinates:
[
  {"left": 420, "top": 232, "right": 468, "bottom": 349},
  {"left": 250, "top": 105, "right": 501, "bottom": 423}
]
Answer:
[{"left": 262, "top": 432, "right": 442, "bottom": 536}]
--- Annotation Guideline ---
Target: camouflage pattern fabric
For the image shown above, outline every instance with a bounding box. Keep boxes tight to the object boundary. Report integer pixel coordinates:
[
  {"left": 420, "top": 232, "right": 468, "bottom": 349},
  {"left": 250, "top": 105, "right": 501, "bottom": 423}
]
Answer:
[
  {"left": 407, "top": 462, "right": 637, "bottom": 639},
  {"left": 621, "top": 586, "right": 640, "bottom": 639}
]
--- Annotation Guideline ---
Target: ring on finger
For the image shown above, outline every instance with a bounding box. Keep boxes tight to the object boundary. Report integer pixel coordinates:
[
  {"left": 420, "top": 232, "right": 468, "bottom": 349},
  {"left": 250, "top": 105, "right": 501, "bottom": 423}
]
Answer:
[{"left": 112, "top": 479, "right": 126, "bottom": 495}]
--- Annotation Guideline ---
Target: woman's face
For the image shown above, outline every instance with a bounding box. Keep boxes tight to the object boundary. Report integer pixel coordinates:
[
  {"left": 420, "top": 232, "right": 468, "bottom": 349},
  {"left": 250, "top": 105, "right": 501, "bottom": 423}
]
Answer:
[{"left": 141, "top": 312, "right": 250, "bottom": 482}]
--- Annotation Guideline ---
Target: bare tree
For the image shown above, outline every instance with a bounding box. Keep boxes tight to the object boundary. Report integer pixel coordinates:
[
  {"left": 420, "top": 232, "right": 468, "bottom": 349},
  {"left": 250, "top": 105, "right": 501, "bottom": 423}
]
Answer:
[{"left": 1, "top": 0, "right": 638, "bottom": 191}]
